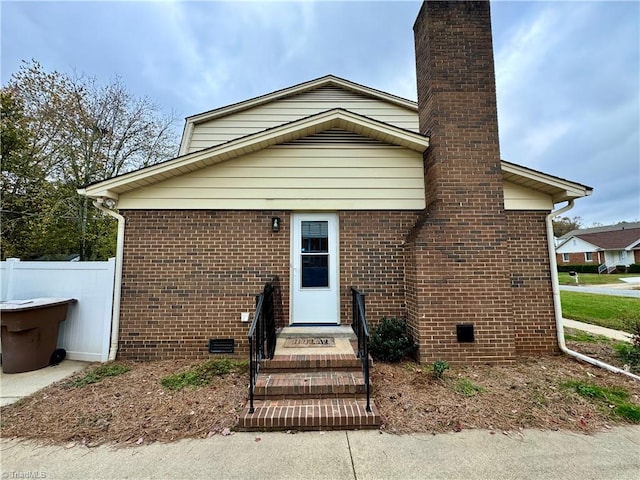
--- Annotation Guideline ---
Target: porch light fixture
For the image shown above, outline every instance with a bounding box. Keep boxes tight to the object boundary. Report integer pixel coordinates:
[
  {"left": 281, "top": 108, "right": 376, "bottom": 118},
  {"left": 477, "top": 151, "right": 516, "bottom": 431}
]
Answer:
[{"left": 271, "top": 217, "right": 281, "bottom": 232}]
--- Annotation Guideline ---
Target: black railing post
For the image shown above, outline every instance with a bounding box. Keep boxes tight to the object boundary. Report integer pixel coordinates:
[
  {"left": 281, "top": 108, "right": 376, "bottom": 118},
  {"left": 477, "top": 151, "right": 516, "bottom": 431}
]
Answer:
[
  {"left": 249, "top": 337, "right": 255, "bottom": 413},
  {"left": 350, "top": 287, "right": 371, "bottom": 413},
  {"left": 247, "top": 281, "right": 277, "bottom": 416}
]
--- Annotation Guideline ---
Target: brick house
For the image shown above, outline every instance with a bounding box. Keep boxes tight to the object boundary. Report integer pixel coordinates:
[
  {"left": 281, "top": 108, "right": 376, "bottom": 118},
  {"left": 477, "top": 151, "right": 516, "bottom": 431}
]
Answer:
[
  {"left": 80, "top": 1, "right": 591, "bottom": 366},
  {"left": 556, "top": 222, "right": 640, "bottom": 272}
]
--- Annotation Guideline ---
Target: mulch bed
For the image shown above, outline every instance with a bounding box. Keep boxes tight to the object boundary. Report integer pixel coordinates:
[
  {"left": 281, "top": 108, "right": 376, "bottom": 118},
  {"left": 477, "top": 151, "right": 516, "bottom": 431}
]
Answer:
[
  {"left": 1, "top": 360, "right": 247, "bottom": 447},
  {"left": 1, "top": 345, "right": 638, "bottom": 447},
  {"left": 372, "top": 354, "right": 639, "bottom": 435}
]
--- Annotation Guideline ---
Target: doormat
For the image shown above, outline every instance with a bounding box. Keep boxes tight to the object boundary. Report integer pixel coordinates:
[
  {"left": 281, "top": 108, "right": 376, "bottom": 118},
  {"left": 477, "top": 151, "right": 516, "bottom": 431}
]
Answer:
[{"left": 283, "top": 337, "right": 335, "bottom": 348}]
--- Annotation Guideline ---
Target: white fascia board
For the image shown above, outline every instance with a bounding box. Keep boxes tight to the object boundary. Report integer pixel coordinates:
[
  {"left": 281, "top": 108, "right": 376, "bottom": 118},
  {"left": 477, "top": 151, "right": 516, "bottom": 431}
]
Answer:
[
  {"left": 500, "top": 162, "right": 592, "bottom": 201},
  {"left": 77, "top": 187, "right": 119, "bottom": 201},
  {"left": 81, "top": 109, "right": 428, "bottom": 199},
  {"left": 178, "top": 122, "right": 194, "bottom": 156},
  {"left": 625, "top": 238, "right": 640, "bottom": 250}
]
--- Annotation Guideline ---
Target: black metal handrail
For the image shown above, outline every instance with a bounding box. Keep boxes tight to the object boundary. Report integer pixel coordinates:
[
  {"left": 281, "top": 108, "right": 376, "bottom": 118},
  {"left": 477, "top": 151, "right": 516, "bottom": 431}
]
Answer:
[
  {"left": 248, "top": 282, "right": 275, "bottom": 413},
  {"left": 351, "top": 287, "right": 371, "bottom": 412}
]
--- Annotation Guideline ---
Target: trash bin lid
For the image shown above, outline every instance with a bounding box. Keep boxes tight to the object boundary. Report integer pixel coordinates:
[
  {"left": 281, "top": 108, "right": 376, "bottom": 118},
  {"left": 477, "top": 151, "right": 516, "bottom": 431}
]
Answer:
[{"left": 0, "top": 298, "right": 77, "bottom": 312}]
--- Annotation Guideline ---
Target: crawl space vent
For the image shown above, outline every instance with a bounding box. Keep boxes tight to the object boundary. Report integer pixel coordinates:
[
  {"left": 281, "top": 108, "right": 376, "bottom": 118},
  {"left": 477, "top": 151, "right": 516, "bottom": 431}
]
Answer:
[
  {"left": 208, "top": 338, "right": 235, "bottom": 354},
  {"left": 456, "top": 324, "right": 475, "bottom": 343}
]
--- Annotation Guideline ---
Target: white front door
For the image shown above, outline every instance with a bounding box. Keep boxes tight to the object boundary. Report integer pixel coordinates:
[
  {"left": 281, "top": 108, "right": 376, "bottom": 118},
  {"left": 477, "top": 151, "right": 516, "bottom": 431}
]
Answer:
[{"left": 291, "top": 213, "right": 339, "bottom": 324}]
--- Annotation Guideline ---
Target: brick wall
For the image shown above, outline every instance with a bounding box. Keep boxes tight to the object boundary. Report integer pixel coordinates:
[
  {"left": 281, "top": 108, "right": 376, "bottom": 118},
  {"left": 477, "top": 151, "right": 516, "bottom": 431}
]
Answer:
[
  {"left": 507, "top": 211, "right": 558, "bottom": 355},
  {"left": 118, "top": 210, "right": 290, "bottom": 361},
  {"left": 556, "top": 252, "right": 600, "bottom": 264},
  {"left": 408, "top": 1, "right": 517, "bottom": 365},
  {"left": 117, "top": 209, "right": 421, "bottom": 360},
  {"left": 338, "top": 211, "right": 419, "bottom": 326},
  {"left": 117, "top": 207, "right": 559, "bottom": 361}
]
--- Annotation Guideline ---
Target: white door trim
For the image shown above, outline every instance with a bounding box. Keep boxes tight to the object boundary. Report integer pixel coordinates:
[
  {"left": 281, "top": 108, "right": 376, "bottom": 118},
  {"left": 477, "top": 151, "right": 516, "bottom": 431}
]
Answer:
[{"left": 290, "top": 213, "right": 340, "bottom": 325}]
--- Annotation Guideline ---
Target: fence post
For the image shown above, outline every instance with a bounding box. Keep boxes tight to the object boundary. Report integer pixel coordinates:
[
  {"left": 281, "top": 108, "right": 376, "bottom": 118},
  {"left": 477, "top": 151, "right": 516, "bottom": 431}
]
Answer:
[{"left": 5, "top": 258, "right": 21, "bottom": 301}]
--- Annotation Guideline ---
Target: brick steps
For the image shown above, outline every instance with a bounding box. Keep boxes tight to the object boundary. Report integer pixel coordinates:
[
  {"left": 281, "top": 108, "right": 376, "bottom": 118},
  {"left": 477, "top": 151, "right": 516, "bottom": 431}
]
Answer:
[
  {"left": 239, "top": 350, "right": 381, "bottom": 431},
  {"left": 254, "top": 371, "right": 366, "bottom": 399},
  {"left": 238, "top": 398, "right": 380, "bottom": 431},
  {"left": 261, "top": 354, "right": 362, "bottom": 372}
]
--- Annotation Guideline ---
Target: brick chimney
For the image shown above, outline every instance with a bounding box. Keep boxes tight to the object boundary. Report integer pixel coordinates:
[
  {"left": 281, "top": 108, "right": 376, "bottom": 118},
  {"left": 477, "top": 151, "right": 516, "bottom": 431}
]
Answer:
[{"left": 406, "top": 1, "right": 516, "bottom": 365}]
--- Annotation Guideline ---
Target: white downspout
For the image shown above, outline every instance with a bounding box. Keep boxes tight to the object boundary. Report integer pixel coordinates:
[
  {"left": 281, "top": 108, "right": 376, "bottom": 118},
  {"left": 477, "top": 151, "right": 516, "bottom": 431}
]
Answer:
[
  {"left": 546, "top": 200, "right": 640, "bottom": 381},
  {"left": 93, "top": 198, "right": 125, "bottom": 361}
]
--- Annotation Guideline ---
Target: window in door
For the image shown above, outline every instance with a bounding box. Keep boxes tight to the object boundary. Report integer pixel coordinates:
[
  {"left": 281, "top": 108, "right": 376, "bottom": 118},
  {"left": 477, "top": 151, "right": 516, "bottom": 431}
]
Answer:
[{"left": 300, "top": 221, "right": 329, "bottom": 288}]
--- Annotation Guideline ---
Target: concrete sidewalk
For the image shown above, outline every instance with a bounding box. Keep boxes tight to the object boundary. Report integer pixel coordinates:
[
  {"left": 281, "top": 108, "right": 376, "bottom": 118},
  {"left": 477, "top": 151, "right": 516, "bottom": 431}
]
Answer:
[
  {"left": 0, "top": 360, "right": 88, "bottom": 406},
  {"left": 563, "top": 319, "right": 633, "bottom": 343},
  {"left": 560, "top": 284, "right": 640, "bottom": 298},
  {"left": 2, "top": 427, "right": 639, "bottom": 480}
]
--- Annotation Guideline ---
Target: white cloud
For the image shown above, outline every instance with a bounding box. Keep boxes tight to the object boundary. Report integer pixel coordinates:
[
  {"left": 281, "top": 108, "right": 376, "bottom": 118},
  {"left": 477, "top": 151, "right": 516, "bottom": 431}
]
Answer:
[{"left": 2, "top": 0, "right": 637, "bottom": 226}]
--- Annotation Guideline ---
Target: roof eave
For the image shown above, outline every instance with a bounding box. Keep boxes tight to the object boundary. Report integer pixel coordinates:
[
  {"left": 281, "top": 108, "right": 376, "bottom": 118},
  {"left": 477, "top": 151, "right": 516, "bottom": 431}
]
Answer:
[
  {"left": 80, "top": 109, "right": 428, "bottom": 200},
  {"left": 500, "top": 161, "right": 593, "bottom": 203}
]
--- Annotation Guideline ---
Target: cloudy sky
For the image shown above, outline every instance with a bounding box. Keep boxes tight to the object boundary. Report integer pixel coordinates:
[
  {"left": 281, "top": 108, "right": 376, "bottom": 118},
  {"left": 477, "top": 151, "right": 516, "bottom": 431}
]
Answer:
[{"left": 2, "top": 0, "right": 638, "bottom": 227}]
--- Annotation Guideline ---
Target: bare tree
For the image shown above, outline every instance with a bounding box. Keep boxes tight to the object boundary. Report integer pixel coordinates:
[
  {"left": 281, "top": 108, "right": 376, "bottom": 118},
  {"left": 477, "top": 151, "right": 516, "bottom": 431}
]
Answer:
[{"left": 2, "top": 60, "right": 179, "bottom": 260}]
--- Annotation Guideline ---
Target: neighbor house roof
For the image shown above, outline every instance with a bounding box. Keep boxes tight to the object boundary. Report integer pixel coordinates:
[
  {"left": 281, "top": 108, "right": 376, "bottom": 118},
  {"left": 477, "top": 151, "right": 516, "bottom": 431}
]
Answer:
[
  {"left": 559, "top": 221, "right": 640, "bottom": 240},
  {"left": 557, "top": 223, "right": 640, "bottom": 250}
]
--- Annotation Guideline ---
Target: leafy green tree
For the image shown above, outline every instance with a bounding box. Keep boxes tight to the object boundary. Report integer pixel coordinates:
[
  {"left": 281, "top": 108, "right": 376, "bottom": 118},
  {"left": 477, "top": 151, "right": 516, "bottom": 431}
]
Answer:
[
  {"left": 552, "top": 216, "right": 583, "bottom": 238},
  {"left": 2, "top": 60, "right": 178, "bottom": 260},
  {"left": 0, "top": 88, "right": 55, "bottom": 258}
]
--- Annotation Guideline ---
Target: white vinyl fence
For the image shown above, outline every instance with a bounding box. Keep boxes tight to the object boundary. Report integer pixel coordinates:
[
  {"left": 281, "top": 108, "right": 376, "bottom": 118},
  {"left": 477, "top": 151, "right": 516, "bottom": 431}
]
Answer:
[{"left": 0, "top": 258, "right": 115, "bottom": 362}]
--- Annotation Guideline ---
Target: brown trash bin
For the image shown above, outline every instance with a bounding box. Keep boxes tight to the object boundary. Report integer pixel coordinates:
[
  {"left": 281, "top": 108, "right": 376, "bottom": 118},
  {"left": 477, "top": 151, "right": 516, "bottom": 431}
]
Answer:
[{"left": 0, "top": 298, "right": 77, "bottom": 373}]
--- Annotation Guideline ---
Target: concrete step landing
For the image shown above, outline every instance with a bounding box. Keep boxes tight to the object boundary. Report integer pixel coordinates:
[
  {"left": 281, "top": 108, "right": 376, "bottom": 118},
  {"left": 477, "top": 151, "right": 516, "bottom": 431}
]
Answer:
[{"left": 278, "top": 326, "right": 356, "bottom": 339}]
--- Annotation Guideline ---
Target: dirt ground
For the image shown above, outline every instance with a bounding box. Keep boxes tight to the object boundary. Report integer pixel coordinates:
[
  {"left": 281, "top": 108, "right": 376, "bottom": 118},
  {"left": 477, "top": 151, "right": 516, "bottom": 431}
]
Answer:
[{"left": 1, "top": 339, "right": 638, "bottom": 447}]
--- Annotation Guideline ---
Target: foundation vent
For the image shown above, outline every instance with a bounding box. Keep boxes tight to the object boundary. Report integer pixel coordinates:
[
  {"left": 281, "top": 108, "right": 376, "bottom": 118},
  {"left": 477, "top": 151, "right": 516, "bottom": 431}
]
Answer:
[{"left": 209, "top": 338, "right": 235, "bottom": 354}]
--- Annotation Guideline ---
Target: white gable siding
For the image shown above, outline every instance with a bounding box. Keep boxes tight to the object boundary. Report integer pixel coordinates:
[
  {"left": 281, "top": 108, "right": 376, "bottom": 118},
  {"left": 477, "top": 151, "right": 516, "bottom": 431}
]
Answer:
[
  {"left": 556, "top": 237, "right": 599, "bottom": 254},
  {"left": 118, "top": 142, "right": 426, "bottom": 210},
  {"left": 186, "top": 86, "right": 419, "bottom": 153}
]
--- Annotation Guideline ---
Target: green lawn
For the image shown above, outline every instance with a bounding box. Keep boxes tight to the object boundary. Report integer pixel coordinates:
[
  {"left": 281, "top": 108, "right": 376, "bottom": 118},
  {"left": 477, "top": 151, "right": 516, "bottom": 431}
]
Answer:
[
  {"left": 558, "top": 272, "right": 639, "bottom": 285},
  {"left": 560, "top": 291, "right": 640, "bottom": 333}
]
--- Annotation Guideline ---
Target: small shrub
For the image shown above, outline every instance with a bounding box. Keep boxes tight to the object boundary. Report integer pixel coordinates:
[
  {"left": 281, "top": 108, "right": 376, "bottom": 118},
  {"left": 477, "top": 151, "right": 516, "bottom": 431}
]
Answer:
[
  {"left": 615, "top": 321, "right": 640, "bottom": 372},
  {"left": 67, "top": 363, "right": 131, "bottom": 388},
  {"left": 369, "top": 317, "right": 417, "bottom": 363},
  {"left": 160, "top": 358, "right": 247, "bottom": 391},
  {"left": 432, "top": 360, "right": 450, "bottom": 379},
  {"left": 628, "top": 264, "right": 640, "bottom": 274},
  {"left": 631, "top": 321, "right": 640, "bottom": 349},
  {"left": 454, "top": 378, "right": 484, "bottom": 397},
  {"left": 615, "top": 345, "right": 640, "bottom": 373},
  {"left": 557, "top": 264, "right": 600, "bottom": 274}
]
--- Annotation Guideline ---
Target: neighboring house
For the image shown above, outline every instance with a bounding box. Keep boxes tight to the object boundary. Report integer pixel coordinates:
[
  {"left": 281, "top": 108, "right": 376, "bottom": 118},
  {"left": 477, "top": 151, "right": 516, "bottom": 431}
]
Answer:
[
  {"left": 556, "top": 222, "right": 640, "bottom": 272},
  {"left": 79, "top": 2, "right": 591, "bottom": 365}
]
